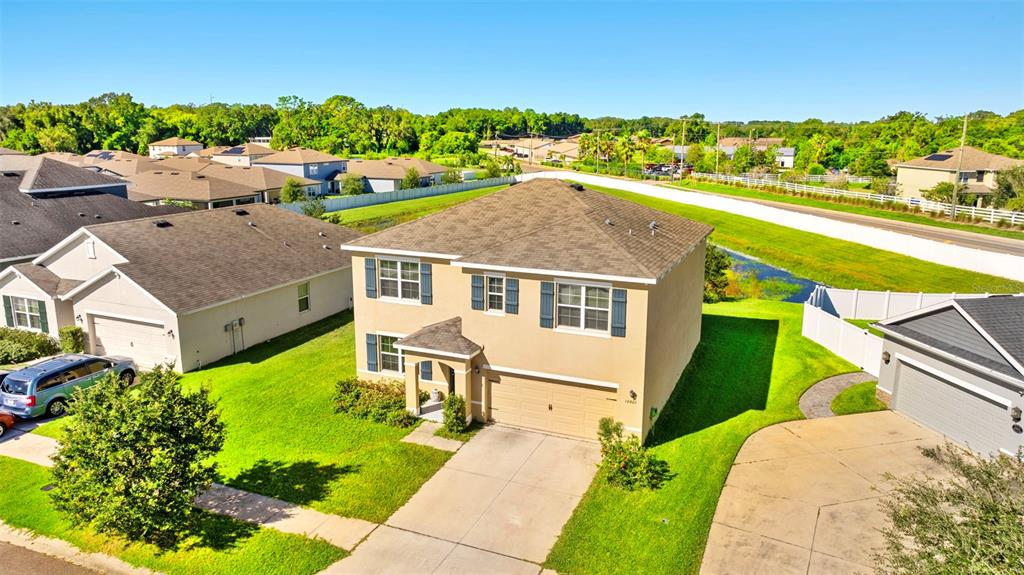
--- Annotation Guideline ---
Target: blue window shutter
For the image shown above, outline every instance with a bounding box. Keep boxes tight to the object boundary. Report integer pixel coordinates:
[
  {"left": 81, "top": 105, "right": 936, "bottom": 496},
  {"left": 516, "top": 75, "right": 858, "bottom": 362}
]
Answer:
[
  {"left": 421, "top": 360, "right": 432, "bottom": 381},
  {"left": 611, "top": 289, "right": 627, "bottom": 337},
  {"left": 366, "top": 333, "right": 378, "bottom": 372},
  {"left": 505, "top": 278, "right": 519, "bottom": 314},
  {"left": 540, "top": 281, "right": 554, "bottom": 328},
  {"left": 2, "top": 296, "right": 12, "bottom": 327},
  {"left": 471, "top": 275, "right": 484, "bottom": 310},
  {"left": 420, "top": 263, "right": 432, "bottom": 304},
  {"left": 37, "top": 301, "right": 49, "bottom": 335},
  {"left": 364, "top": 258, "right": 377, "bottom": 299}
]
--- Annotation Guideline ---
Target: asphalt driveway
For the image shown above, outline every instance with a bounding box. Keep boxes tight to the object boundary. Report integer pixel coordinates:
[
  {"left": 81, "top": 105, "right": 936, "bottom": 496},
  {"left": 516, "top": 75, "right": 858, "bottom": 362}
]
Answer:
[
  {"left": 327, "top": 425, "right": 600, "bottom": 574},
  {"left": 700, "top": 411, "right": 948, "bottom": 575}
]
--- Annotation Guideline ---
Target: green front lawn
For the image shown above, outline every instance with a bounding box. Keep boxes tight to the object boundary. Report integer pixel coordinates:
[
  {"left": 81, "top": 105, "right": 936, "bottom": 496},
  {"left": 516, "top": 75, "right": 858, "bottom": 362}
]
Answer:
[
  {"left": 545, "top": 300, "right": 856, "bottom": 575},
  {"left": 36, "top": 312, "right": 450, "bottom": 523},
  {"left": 831, "top": 381, "right": 887, "bottom": 416},
  {"left": 844, "top": 318, "right": 884, "bottom": 338},
  {"left": 0, "top": 456, "right": 344, "bottom": 575},
  {"left": 583, "top": 183, "right": 1024, "bottom": 293},
  {"left": 668, "top": 180, "right": 1024, "bottom": 241},
  {"left": 322, "top": 184, "right": 508, "bottom": 233}
]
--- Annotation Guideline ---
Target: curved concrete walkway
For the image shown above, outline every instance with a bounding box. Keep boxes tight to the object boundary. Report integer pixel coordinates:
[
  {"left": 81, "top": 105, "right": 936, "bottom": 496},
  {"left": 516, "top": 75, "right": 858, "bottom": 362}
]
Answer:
[
  {"left": 799, "top": 371, "right": 875, "bottom": 419},
  {"left": 700, "top": 411, "right": 948, "bottom": 575}
]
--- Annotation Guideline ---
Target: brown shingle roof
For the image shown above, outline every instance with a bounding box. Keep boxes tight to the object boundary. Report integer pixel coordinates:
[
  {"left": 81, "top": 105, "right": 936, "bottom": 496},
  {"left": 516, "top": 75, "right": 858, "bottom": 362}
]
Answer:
[
  {"left": 0, "top": 155, "right": 126, "bottom": 192},
  {"left": 345, "top": 179, "right": 713, "bottom": 281},
  {"left": 212, "top": 143, "right": 276, "bottom": 157},
  {"left": 253, "top": 147, "right": 344, "bottom": 165},
  {"left": 11, "top": 263, "right": 82, "bottom": 296},
  {"left": 125, "top": 170, "right": 258, "bottom": 202},
  {"left": 342, "top": 158, "right": 448, "bottom": 180},
  {"left": 396, "top": 317, "right": 481, "bottom": 358},
  {"left": 897, "top": 145, "right": 1024, "bottom": 172},
  {"left": 150, "top": 137, "right": 202, "bottom": 147},
  {"left": 83, "top": 204, "right": 362, "bottom": 314}
]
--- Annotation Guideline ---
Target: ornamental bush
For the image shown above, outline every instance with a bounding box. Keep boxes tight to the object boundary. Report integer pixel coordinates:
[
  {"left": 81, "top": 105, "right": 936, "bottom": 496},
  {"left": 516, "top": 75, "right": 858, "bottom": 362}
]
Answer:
[
  {"left": 58, "top": 326, "right": 86, "bottom": 353},
  {"left": 596, "top": 417, "right": 669, "bottom": 490},
  {"left": 441, "top": 393, "right": 467, "bottom": 435},
  {"left": 50, "top": 365, "right": 224, "bottom": 547},
  {"left": 0, "top": 326, "right": 59, "bottom": 360},
  {"left": 0, "top": 340, "right": 33, "bottom": 364},
  {"left": 334, "top": 377, "right": 415, "bottom": 427}
]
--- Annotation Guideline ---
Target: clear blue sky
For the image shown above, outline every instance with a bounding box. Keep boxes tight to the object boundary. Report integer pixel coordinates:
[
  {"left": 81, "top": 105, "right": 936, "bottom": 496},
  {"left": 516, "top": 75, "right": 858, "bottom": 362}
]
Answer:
[{"left": 2, "top": 1, "right": 1022, "bottom": 121}]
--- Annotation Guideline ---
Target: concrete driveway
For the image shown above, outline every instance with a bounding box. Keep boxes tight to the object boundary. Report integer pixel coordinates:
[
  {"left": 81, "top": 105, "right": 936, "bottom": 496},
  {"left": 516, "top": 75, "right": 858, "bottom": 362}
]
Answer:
[
  {"left": 700, "top": 411, "right": 948, "bottom": 575},
  {"left": 327, "top": 425, "right": 599, "bottom": 574}
]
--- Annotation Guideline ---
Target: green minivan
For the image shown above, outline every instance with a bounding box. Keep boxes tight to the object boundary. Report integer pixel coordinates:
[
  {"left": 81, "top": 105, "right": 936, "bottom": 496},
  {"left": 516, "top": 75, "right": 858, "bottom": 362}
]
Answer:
[{"left": 0, "top": 354, "right": 136, "bottom": 419}]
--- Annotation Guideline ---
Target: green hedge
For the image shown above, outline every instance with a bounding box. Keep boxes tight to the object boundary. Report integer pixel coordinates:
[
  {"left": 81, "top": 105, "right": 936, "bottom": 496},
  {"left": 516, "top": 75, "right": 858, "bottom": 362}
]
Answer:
[
  {"left": 0, "top": 326, "right": 59, "bottom": 364},
  {"left": 333, "top": 377, "right": 417, "bottom": 427}
]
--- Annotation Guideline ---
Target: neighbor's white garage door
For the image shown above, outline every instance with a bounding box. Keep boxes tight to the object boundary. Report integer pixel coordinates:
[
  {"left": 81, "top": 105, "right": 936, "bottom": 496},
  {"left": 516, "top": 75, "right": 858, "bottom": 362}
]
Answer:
[
  {"left": 894, "top": 361, "right": 1008, "bottom": 455},
  {"left": 91, "top": 316, "right": 168, "bottom": 369},
  {"left": 489, "top": 375, "right": 617, "bottom": 438}
]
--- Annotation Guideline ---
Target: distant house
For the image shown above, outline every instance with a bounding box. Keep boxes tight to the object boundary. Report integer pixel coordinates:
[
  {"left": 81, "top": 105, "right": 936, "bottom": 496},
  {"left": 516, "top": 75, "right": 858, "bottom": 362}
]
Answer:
[
  {"left": 510, "top": 139, "right": 554, "bottom": 162},
  {"left": 148, "top": 137, "right": 204, "bottom": 158},
  {"left": 667, "top": 143, "right": 795, "bottom": 169},
  {"left": 342, "top": 158, "right": 448, "bottom": 193},
  {"left": 0, "top": 155, "right": 179, "bottom": 267},
  {"left": 0, "top": 205, "right": 362, "bottom": 371},
  {"left": 875, "top": 295, "right": 1024, "bottom": 456},
  {"left": 188, "top": 146, "right": 231, "bottom": 159},
  {"left": 545, "top": 141, "right": 580, "bottom": 164},
  {"left": 124, "top": 163, "right": 320, "bottom": 209},
  {"left": 252, "top": 148, "right": 348, "bottom": 195},
  {"left": 895, "top": 146, "right": 1024, "bottom": 201},
  {"left": 209, "top": 143, "right": 277, "bottom": 167}
]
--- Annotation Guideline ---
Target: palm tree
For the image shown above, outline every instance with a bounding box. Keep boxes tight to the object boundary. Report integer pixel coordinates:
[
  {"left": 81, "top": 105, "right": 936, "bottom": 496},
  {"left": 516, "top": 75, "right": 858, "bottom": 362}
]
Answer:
[
  {"left": 636, "top": 130, "right": 653, "bottom": 180},
  {"left": 597, "top": 131, "right": 614, "bottom": 174}
]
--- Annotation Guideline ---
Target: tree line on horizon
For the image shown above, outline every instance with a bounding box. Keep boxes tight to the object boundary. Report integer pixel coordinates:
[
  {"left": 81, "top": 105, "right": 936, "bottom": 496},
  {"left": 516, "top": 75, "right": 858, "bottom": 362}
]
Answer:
[{"left": 1, "top": 93, "right": 1021, "bottom": 176}]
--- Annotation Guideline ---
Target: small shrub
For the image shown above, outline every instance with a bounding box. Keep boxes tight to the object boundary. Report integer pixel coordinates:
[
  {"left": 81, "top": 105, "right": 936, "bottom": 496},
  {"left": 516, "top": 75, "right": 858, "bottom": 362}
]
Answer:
[
  {"left": 0, "top": 340, "right": 34, "bottom": 364},
  {"left": 441, "top": 393, "right": 467, "bottom": 435},
  {"left": 58, "top": 326, "right": 86, "bottom": 353},
  {"left": 0, "top": 326, "right": 59, "bottom": 361},
  {"left": 333, "top": 377, "right": 414, "bottom": 427},
  {"left": 596, "top": 417, "right": 669, "bottom": 490}
]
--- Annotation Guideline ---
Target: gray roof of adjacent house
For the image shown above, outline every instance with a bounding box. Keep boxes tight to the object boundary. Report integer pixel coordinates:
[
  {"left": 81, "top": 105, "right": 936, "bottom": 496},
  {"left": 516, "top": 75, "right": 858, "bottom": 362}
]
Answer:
[
  {"left": 0, "top": 166, "right": 182, "bottom": 264},
  {"left": 345, "top": 179, "right": 713, "bottom": 282},
  {"left": 0, "top": 155, "right": 126, "bottom": 194},
  {"left": 878, "top": 295, "right": 1024, "bottom": 381},
  {"left": 81, "top": 204, "right": 363, "bottom": 314},
  {"left": 396, "top": 317, "right": 481, "bottom": 358}
]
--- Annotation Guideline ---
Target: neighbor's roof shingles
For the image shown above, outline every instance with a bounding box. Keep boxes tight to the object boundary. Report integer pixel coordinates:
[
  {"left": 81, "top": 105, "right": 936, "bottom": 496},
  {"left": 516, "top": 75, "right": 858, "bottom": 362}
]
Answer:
[
  {"left": 0, "top": 155, "right": 126, "bottom": 192},
  {"left": 343, "top": 158, "right": 448, "bottom": 180},
  {"left": 83, "top": 204, "right": 362, "bottom": 314},
  {"left": 897, "top": 146, "right": 1024, "bottom": 172},
  {"left": 254, "top": 148, "right": 345, "bottom": 165},
  {"left": 149, "top": 137, "right": 202, "bottom": 147},
  {"left": 345, "top": 179, "right": 713, "bottom": 281}
]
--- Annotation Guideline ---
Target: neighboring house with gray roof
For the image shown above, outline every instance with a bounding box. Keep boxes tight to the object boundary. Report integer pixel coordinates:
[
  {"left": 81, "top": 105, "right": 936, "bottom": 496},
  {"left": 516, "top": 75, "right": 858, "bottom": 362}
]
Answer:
[
  {"left": 253, "top": 147, "right": 348, "bottom": 195},
  {"left": 342, "top": 158, "right": 448, "bottom": 193},
  {"left": 875, "top": 295, "right": 1024, "bottom": 456},
  {"left": 0, "top": 157, "right": 179, "bottom": 267},
  {"left": 342, "top": 178, "right": 712, "bottom": 439},
  {"left": 0, "top": 205, "right": 362, "bottom": 371}
]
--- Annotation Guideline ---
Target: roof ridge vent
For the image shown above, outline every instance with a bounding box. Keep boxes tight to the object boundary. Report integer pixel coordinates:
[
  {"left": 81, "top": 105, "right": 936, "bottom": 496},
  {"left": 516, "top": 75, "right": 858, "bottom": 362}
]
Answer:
[
  {"left": 649, "top": 221, "right": 658, "bottom": 236},
  {"left": 248, "top": 221, "right": 256, "bottom": 227}
]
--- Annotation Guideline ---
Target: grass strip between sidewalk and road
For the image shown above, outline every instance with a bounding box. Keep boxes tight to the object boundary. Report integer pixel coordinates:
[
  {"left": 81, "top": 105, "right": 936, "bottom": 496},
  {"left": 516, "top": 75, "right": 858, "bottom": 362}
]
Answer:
[
  {"left": 580, "top": 182, "right": 1024, "bottom": 293},
  {"left": 666, "top": 179, "right": 1024, "bottom": 241},
  {"left": 0, "top": 456, "right": 344, "bottom": 575}
]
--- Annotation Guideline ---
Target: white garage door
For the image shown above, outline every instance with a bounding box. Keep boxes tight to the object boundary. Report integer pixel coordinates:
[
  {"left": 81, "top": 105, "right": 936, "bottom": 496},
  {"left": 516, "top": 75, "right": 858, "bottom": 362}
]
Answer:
[
  {"left": 91, "top": 316, "right": 169, "bottom": 369},
  {"left": 489, "top": 375, "right": 617, "bottom": 438},
  {"left": 894, "top": 362, "right": 1009, "bottom": 455}
]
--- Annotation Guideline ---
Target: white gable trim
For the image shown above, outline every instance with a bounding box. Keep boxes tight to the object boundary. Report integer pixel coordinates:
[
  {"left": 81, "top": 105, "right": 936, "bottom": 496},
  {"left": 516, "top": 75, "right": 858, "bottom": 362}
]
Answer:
[
  {"left": 0, "top": 267, "right": 51, "bottom": 299},
  {"left": 31, "top": 228, "right": 127, "bottom": 267},
  {"left": 59, "top": 268, "right": 116, "bottom": 300},
  {"left": 341, "top": 245, "right": 461, "bottom": 260}
]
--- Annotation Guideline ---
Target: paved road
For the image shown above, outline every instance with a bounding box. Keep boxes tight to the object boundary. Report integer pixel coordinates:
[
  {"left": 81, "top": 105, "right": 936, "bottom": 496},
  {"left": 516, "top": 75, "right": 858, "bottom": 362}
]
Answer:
[
  {"left": 0, "top": 541, "right": 99, "bottom": 575},
  {"left": 680, "top": 186, "right": 1024, "bottom": 257}
]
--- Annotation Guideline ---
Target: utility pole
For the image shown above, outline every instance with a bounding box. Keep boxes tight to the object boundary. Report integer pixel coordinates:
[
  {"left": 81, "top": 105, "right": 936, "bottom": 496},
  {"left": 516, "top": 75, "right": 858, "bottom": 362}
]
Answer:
[
  {"left": 951, "top": 114, "right": 968, "bottom": 219},
  {"left": 715, "top": 123, "right": 721, "bottom": 174},
  {"left": 678, "top": 118, "right": 688, "bottom": 182}
]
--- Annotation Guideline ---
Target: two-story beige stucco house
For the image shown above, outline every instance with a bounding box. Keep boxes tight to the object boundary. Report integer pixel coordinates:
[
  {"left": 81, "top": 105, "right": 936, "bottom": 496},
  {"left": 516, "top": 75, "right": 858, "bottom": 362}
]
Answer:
[
  {"left": 1, "top": 205, "right": 360, "bottom": 371},
  {"left": 895, "top": 146, "right": 1024, "bottom": 201},
  {"left": 342, "top": 179, "right": 712, "bottom": 439}
]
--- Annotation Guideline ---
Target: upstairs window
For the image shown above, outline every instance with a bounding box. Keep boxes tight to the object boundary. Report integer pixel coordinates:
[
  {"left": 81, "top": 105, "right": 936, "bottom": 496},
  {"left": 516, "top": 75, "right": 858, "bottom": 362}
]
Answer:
[
  {"left": 309, "top": 163, "right": 319, "bottom": 176},
  {"left": 487, "top": 276, "right": 504, "bottom": 311},
  {"left": 556, "top": 283, "right": 610, "bottom": 332},
  {"left": 379, "top": 259, "right": 420, "bottom": 301}
]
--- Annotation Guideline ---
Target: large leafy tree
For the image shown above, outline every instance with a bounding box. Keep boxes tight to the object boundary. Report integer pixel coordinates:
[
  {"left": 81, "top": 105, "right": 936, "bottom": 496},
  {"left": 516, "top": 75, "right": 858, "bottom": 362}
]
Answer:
[
  {"left": 50, "top": 366, "right": 224, "bottom": 547},
  {"left": 993, "top": 165, "right": 1024, "bottom": 208}
]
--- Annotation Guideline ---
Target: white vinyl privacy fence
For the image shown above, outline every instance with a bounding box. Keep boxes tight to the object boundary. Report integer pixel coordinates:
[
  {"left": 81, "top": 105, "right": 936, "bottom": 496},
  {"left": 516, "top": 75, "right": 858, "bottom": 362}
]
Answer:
[
  {"left": 280, "top": 176, "right": 515, "bottom": 214},
  {"left": 738, "top": 172, "right": 874, "bottom": 184},
  {"left": 693, "top": 172, "right": 1024, "bottom": 225},
  {"left": 801, "top": 286, "right": 1021, "bottom": 376}
]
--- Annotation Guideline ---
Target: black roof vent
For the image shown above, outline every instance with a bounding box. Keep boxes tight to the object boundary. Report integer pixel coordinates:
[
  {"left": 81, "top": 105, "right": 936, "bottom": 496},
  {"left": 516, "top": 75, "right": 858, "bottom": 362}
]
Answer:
[
  {"left": 11, "top": 220, "right": 20, "bottom": 225},
  {"left": 153, "top": 220, "right": 173, "bottom": 228},
  {"left": 570, "top": 183, "right": 584, "bottom": 191},
  {"left": 2, "top": 172, "right": 18, "bottom": 177},
  {"left": 78, "top": 212, "right": 86, "bottom": 217},
  {"left": 234, "top": 208, "right": 249, "bottom": 216}
]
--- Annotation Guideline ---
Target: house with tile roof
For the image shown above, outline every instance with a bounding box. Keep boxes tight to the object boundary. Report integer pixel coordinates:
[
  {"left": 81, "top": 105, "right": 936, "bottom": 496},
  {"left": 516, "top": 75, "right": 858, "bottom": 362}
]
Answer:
[
  {"left": 874, "top": 295, "right": 1024, "bottom": 456},
  {"left": 341, "top": 179, "right": 712, "bottom": 439},
  {"left": 895, "top": 146, "right": 1024, "bottom": 201},
  {"left": 0, "top": 205, "right": 362, "bottom": 371}
]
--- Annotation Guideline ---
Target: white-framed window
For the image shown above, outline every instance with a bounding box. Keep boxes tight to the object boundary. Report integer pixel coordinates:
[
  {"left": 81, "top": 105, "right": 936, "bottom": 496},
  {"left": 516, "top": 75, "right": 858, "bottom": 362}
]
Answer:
[
  {"left": 379, "top": 258, "right": 420, "bottom": 301},
  {"left": 556, "top": 283, "right": 610, "bottom": 332},
  {"left": 309, "top": 163, "right": 320, "bottom": 176},
  {"left": 297, "top": 282, "right": 310, "bottom": 312},
  {"left": 11, "top": 297, "right": 42, "bottom": 331},
  {"left": 379, "top": 335, "right": 403, "bottom": 373},
  {"left": 486, "top": 275, "right": 504, "bottom": 311}
]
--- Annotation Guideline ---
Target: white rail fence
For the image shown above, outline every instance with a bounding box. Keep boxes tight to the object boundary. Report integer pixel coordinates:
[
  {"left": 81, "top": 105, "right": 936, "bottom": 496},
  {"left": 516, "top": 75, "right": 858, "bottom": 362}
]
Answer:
[
  {"left": 801, "top": 286, "right": 1021, "bottom": 376},
  {"left": 280, "top": 176, "right": 515, "bottom": 214},
  {"left": 693, "top": 172, "right": 1024, "bottom": 225},
  {"left": 738, "top": 173, "right": 874, "bottom": 184}
]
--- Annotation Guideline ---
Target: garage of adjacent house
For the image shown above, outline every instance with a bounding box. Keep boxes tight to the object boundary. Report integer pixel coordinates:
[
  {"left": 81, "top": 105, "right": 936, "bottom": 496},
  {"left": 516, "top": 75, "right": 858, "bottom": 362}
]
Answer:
[{"left": 876, "top": 295, "right": 1024, "bottom": 456}]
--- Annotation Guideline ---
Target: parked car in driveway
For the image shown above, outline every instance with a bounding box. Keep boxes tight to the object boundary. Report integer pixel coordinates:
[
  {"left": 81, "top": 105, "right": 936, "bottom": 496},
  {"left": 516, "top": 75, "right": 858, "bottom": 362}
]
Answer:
[
  {"left": 0, "top": 354, "right": 135, "bottom": 419},
  {"left": 0, "top": 409, "right": 13, "bottom": 438}
]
